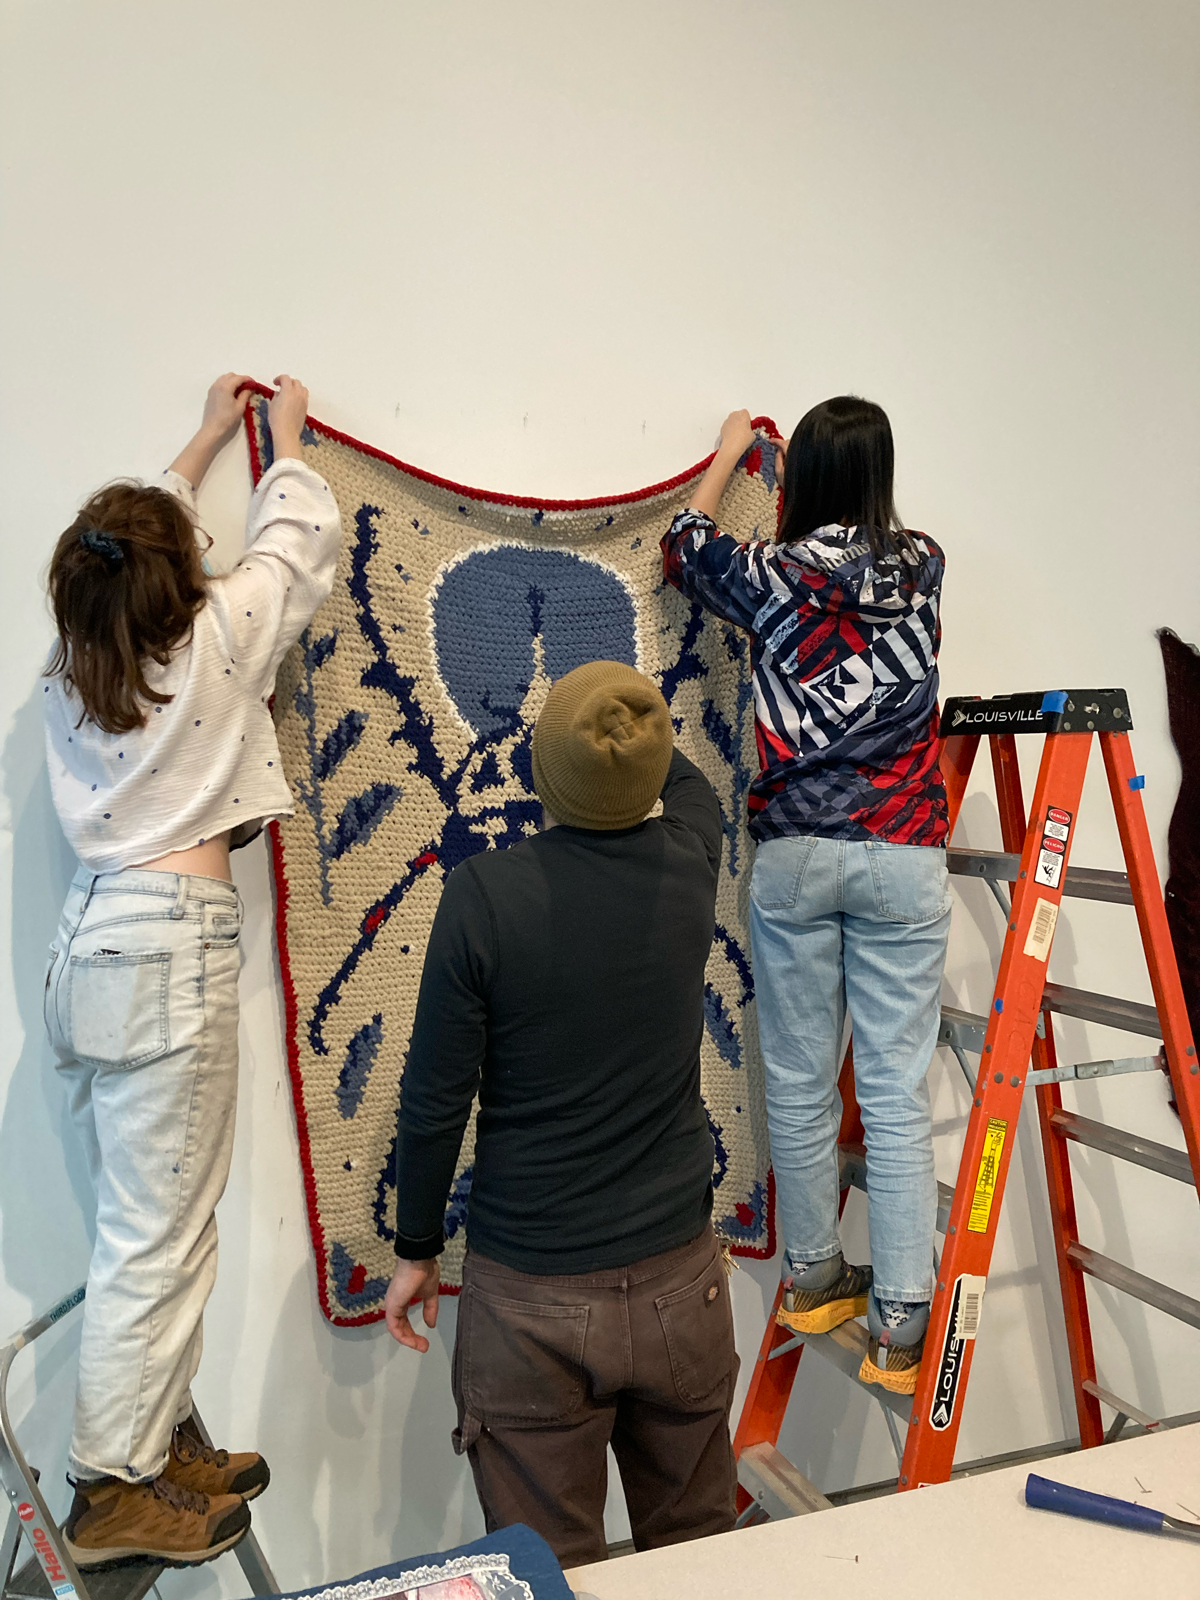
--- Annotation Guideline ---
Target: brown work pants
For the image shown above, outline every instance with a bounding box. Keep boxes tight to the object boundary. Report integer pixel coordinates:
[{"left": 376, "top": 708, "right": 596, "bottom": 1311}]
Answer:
[{"left": 450, "top": 1225, "right": 739, "bottom": 1569}]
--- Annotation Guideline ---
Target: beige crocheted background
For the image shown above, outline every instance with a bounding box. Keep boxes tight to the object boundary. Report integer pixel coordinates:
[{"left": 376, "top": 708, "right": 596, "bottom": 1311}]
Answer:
[{"left": 247, "top": 396, "right": 778, "bottom": 1324}]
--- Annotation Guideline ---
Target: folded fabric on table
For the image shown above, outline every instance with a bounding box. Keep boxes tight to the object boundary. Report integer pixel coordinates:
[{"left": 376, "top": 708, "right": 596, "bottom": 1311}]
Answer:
[{"left": 271, "top": 1525, "right": 574, "bottom": 1600}]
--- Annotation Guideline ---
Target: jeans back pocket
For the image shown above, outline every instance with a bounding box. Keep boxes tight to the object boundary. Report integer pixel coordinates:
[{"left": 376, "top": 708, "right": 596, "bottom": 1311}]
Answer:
[
  {"left": 460, "top": 1285, "right": 589, "bottom": 1427},
  {"left": 866, "top": 843, "right": 951, "bottom": 924},
  {"left": 67, "top": 951, "right": 171, "bottom": 1069},
  {"left": 750, "top": 836, "right": 818, "bottom": 911}
]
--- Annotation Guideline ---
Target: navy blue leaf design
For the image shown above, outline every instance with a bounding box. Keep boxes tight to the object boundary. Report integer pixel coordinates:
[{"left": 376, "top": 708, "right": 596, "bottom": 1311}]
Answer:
[
  {"left": 316, "top": 709, "right": 368, "bottom": 782},
  {"left": 328, "top": 782, "right": 402, "bottom": 859},
  {"left": 336, "top": 1013, "right": 383, "bottom": 1118},
  {"left": 307, "top": 629, "right": 339, "bottom": 673}
]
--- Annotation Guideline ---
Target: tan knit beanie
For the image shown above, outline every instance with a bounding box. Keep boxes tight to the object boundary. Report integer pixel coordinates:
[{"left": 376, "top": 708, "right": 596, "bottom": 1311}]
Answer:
[{"left": 531, "top": 661, "right": 673, "bottom": 830}]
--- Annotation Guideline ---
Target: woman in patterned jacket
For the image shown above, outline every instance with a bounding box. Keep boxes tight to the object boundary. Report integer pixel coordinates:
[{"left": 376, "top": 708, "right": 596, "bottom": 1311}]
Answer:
[{"left": 662, "top": 398, "right": 949, "bottom": 1395}]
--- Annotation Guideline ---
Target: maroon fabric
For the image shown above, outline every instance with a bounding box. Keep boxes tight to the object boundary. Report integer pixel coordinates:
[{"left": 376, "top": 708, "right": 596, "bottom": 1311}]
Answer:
[
  {"left": 1159, "top": 629, "right": 1200, "bottom": 1095},
  {"left": 449, "top": 1226, "right": 738, "bottom": 1569}
]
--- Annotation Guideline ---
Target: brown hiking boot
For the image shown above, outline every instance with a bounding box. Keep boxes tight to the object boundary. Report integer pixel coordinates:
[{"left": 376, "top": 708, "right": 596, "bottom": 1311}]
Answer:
[
  {"left": 776, "top": 1259, "right": 872, "bottom": 1335},
  {"left": 63, "top": 1472, "right": 249, "bottom": 1569},
  {"left": 165, "top": 1415, "right": 271, "bottom": 1501},
  {"left": 858, "top": 1328, "right": 925, "bottom": 1395}
]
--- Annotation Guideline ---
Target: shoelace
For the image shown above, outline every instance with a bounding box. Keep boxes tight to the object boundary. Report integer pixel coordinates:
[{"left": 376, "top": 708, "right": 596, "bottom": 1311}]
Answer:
[
  {"left": 151, "top": 1474, "right": 208, "bottom": 1515},
  {"left": 174, "top": 1432, "right": 230, "bottom": 1468}
]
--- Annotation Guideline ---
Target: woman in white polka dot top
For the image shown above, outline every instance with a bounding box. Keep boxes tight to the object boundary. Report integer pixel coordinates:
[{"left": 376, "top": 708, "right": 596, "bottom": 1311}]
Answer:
[{"left": 40, "top": 374, "right": 341, "bottom": 1565}]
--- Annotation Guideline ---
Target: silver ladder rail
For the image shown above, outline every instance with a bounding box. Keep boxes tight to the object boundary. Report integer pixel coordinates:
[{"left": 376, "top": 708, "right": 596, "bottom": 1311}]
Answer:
[{"left": 0, "top": 1287, "right": 277, "bottom": 1600}]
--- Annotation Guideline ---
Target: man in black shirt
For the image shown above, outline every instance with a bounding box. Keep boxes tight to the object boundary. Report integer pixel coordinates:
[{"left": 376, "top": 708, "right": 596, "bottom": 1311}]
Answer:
[{"left": 383, "top": 660, "right": 738, "bottom": 1568}]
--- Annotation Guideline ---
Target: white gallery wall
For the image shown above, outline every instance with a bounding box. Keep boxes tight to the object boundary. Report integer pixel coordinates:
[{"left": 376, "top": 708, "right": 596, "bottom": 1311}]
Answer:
[{"left": 1, "top": 1, "right": 1198, "bottom": 1592}]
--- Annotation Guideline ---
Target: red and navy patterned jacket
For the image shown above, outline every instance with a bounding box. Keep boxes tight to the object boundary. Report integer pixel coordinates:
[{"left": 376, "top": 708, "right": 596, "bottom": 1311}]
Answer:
[{"left": 661, "top": 508, "right": 949, "bottom": 847}]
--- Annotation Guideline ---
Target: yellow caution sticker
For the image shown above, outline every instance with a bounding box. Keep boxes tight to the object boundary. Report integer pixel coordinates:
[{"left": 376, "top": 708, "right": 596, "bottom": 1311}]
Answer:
[{"left": 967, "top": 1118, "right": 1008, "bottom": 1234}]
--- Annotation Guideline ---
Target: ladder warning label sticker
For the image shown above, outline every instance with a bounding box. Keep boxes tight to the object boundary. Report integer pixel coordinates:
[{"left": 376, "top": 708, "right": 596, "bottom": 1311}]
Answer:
[
  {"left": 967, "top": 1118, "right": 1008, "bottom": 1233},
  {"left": 1035, "top": 848, "right": 1064, "bottom": 888},
  {"left": 1023, "top": 897, "right": 1060, "bottom": 960},
  {"left": 952, "top": 1274, "right": 988, "bottom": 1340},
  {"left": 1034, "top": 806, "right": 1073, "bottom": 889}
]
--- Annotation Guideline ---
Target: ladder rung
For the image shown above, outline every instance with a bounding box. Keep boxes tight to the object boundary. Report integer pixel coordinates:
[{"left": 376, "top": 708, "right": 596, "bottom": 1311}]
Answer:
[
  {"left": 736, "top": 1441, "right": 832, "bottom": 1518},
  {"left": 939, "top": 1006, "right": 988, "bottom": 1054},
  {"left": 804, "top": 1318, "right": 913, "bottom": 1422},
  {"left": 1067, "top": 1243, "right": 1200, "bottom": 1330},
  {"left": 1061, "top": 866, "right": 1135, "bottom": 906},
  {"left": 947, "top": 848, "right": 1133, "bottom": 906},
  {"left": 1029, "top": 1054, "right": 1163, "bottom": 1088},
  {"left": 1081, "top": 1378, "right": 1162, "bottom": 1433},
  {"left": 1042, "top": 982, "right": 1161, "bottom": 1038},
  {"left": 1049, "top": 1109, "right": 1193, "bottom": 1183},
  {"left": 939, "top": 1005, "right": 1043, "bottom": 1054},
  {"left": 839, "top": 1144, "right": 955, "bottom": 1233}
]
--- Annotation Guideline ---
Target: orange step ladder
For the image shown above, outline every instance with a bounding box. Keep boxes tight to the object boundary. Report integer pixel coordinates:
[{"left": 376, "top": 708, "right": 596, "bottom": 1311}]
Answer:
[{"left": 733, "top": 687, "right": 1200, "bottom": 1519}]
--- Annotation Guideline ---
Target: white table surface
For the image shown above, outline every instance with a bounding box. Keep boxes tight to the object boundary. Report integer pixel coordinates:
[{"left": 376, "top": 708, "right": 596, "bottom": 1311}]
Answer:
[{"left": 564, "top": 1423, "right": 1200, "bottom": 1599}]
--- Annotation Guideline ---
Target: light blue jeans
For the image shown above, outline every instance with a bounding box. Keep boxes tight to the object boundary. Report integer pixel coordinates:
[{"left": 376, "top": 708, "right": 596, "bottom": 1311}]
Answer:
[
  {"left": 749, "top": 836, "right": 950, "bottom": 1303},
  {"left": 44, "top": 866, "right": 243, "bottom": 1481}
]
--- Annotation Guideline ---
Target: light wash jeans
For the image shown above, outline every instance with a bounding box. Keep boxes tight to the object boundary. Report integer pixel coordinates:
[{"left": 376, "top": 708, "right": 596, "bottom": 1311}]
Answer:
[
  {"left": 749, "top": 836, "right": 950, "bottom": 1303},
  {"left": 43, "top": 866, "right": 242, "bottom": 1482}
]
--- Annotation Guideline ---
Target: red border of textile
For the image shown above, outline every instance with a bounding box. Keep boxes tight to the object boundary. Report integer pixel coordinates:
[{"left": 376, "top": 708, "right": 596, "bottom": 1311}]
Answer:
[{"left": 244, "top": 383, "right": 779, "bottom": 1325}]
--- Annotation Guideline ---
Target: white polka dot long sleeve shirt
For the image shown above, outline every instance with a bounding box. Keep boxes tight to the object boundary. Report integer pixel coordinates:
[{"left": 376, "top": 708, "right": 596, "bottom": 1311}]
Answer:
[{"left": 43, "top": 457, "right": 342, "bottom": 872}]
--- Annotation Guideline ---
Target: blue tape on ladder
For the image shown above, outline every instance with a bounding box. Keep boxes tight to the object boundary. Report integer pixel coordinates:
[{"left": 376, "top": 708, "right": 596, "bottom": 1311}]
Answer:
[
  {"left": 1129, "top": 775, "right": 1145, "bottom": 791},
  {"left": 1040, "top": 691, "right": 1069, "bottom": 714},
  {"left": 994, "top": 998, "right": 1004, "bottom": 1013}
]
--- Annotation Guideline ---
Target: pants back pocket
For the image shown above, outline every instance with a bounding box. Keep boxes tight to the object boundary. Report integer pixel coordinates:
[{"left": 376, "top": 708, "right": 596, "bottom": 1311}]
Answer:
[
  {"left": 460, "top": 1285, "right": 589, "bottom": 1426},
  {"left": 67, "top": 952, "right": 171, "bottom": 1068},
  {"left": 655, "top": 1260, "right": 736, "bottom": 1403}
]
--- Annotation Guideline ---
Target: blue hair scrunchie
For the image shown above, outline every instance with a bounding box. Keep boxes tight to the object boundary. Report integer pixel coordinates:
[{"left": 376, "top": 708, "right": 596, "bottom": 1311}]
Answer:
[{"left": 79, "top": 528, "right": 125, "bottom": 569}]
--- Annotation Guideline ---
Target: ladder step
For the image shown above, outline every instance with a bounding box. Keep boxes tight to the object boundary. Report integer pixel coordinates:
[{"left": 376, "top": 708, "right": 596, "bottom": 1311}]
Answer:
[
  {"left": 840, "top": 1144, "right": 955, "bottom": 1233},
  {"left": 939, "top": 1006, "right": 988, "bottom": 1054},
  {"left": 1049, "top": 1108, "right": 1193, "bottom": 1183},
  {"left": 8, "top": 1553, "right": 164, "bottom": 1600},
  {"left": 1029, "top": 1054, "right": 1164, "bottom": 1088},
  {"left": 1060, "top": 867, "right": 1136, "bottom": 906},
  {"left": 1081, "top": 1379, "right": 1163, "bottom": 1434},
  {"left": 804, "top": 1318, "right": 914, "bottom": 1422},
  {"left": 940, "top": 1004, "right": 1045, "bottom": 1055},
  {"left": 1066, "top": 1243, "right": 1200, "bottom": 1330},
  {"left": 947, "top": 848, "right": 1133, "bottom": 906},
  {"left": 1041, "top": 983, "right": 1161, "bottom": 1038},
  {"left": 736, "top": 1441, "right": 832, "bottom": 1519}
]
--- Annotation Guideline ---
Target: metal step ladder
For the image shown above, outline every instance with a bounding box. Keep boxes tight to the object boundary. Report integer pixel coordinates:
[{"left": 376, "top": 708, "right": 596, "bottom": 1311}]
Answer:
[
  {"left": 734, "top": 687, "right": 1200, "bottom": 1519},
  {"left": 1, "top": 1287, "right": 277, "bottom": 1600}
]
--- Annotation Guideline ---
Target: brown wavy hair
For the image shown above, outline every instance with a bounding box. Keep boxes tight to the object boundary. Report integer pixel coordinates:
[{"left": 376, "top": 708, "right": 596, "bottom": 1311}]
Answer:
[{"left": 45, "top": 481, "right": 208, "bottom": 735}]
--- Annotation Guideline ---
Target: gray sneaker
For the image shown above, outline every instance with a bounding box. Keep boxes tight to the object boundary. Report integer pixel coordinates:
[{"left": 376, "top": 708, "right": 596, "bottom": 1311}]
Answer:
[
  {"left": 858, "top": 1291, "right": 929, "bottom": 1395},
  {"left": 776, "top": 1255, "right": 872, "bottom": 1335}
]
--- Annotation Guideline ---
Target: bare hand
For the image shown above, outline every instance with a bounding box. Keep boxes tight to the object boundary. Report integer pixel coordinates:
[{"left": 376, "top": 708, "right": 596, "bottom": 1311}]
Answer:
[
  {"left": 199, "top": 373, "right": 254, "bottom": 445},
  {"left": 717, "top": 409, "right": 756, "bottom": 460},
  {"left": 268, "top": 374, "right": 310, "bottom": 447},
  {"left": 384, "top": 1257, "right": 441, "bottom": 1352}
]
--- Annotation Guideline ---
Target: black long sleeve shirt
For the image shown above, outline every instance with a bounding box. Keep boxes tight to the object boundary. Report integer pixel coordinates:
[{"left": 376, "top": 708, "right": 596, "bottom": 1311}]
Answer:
[{"left": 393, "top": 749, "right": 722, "bottom": 1273}]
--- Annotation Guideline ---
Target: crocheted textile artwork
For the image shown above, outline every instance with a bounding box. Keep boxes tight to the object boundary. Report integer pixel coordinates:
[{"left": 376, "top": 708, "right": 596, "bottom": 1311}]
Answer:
[
  {"left": 244, "top": 391, "right": 779, "bottom": 1324},
  {"left": 1160, "top": 627, "right": 1200, "bottom": 1082}
]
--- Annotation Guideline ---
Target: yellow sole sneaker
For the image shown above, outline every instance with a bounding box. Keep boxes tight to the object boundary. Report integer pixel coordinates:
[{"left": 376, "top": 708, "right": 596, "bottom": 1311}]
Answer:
[
  {"left": 857, "top": 1347, "right": 921, "bottom": 1395},
  {"left": 776, "top": 1292, "right": 869, "bottom": 1336}
]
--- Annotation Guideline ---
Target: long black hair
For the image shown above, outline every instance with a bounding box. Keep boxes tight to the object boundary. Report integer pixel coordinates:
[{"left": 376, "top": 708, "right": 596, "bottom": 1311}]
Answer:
[{"left": 776, "top": 395, "right": 922, "bottom": 570}]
